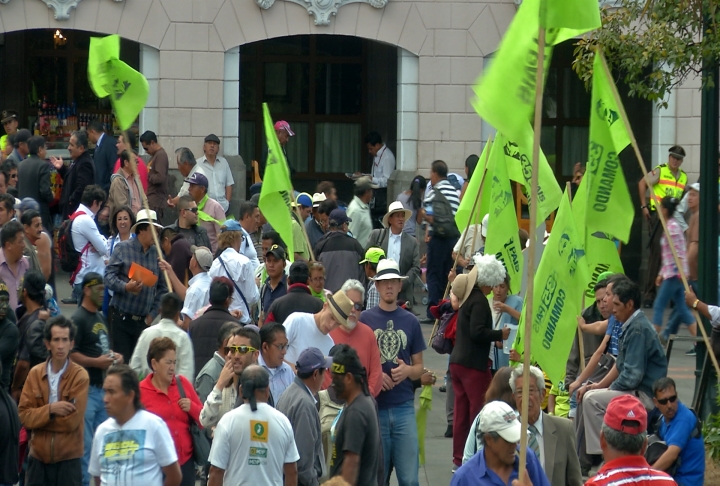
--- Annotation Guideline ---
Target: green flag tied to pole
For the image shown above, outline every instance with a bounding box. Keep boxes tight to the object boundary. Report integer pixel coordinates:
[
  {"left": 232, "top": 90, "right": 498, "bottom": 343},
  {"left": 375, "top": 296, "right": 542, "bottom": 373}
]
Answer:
[
  {"left": 484, "top": 141, "right": 523, "bottom": 295},
  {"left": 455, "top": 139, "right": 493, "bottom": 232},
  {"left": 416, "top": 384, "right": 433, "bottom": 466},
  {"left": 514, "top": 189, "right": 590, "bottom": 384},
  {"left": 88, "top": 35, "right": 149, "bottom": 130},
  {"left": 583, "top": 51, "right": 634, "bottom": 244},
  {"left": 259, "top": 103, "right": 295, "bottom": 259},
  {"left": 471, "top": 0, "right": 600, "bottom": 141}
]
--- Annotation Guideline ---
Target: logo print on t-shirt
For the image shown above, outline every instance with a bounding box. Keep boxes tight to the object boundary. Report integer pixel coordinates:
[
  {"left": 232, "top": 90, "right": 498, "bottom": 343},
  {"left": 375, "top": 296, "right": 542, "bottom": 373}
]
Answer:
[
  {"left": 374, "top": 320, "right": 407, "bottom": 365},
  {"left": 251, "top": 420, "right": 268, "bottom": 442},
  {"left": 100, "top": 430, "right": 146, "bottom": 478}
]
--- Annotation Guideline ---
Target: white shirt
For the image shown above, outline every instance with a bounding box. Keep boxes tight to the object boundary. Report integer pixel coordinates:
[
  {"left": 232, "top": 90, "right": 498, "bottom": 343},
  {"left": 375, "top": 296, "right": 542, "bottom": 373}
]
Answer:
[
  {"left": 371, "top": 144, "right": 395, "bottom": 188},
  {"left": 129, "top": 318, "right": 195, "bottom": 381},
  {"left": 208, "top": 247, "right": 260, "bottom": 324},
  {"left": 89, "top": 410, "right": 178, "bottom": 486},
  {"left": 208, "top": 402, "right": 300, "bottom": 486},
  {"left": 72, "top": 203, "right": 108, "bottom": 282},
  {"left": 709, "top": 305, "right": 720, "bottom": 328},
  {"left": 347, "top": 196, "right": 372, "bottom": 247},
  {"left": 387, "top": 232, "right": 402, "bottom": 263},
  {"left": 197, "top": 155, "right": 234, "bottom": 212},
  {"left": 177, "top": 164, "right": 207, "bottom": 198},
  {"left": 283, "top": 312, "right": 335, "bottom": 365},
  {"left": 181, "top": 272, "right": 212, "bottom": 321},
  {"left": 240, "top": 227, "right": 260, "bottom": 271},
  {"left": 258, "top": 353, "right": 295, "bottom": 403},
  {"left": 96, "top": 132, "right": 106, "bottom": 149},
  {"left": 531, "top": 413, "right": 545, "bottom": 469},
  {"left": 47, "top": 359, "right": 69, "bottom": 404},
  {"left": 453, "top": 224, "right": 484, "bottom": 260}
]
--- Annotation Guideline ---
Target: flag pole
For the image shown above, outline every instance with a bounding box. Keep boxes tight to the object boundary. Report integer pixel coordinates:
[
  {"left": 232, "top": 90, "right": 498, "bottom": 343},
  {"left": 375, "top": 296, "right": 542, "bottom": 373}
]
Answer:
[
  {"left": 519, "top": 21, "right": 546, "bottom": 479},
  {"left": 125, "top": 131, "right": 173, "bottom": 292},
  {"left": 596, "top": 50, "right": 720, "bottom": 378},
  {"left": 293, "top": 205, "right": 316, "bottom": 261},
  {"left": 428, "top": 135, "right": 493, "bottom": 346},
  {"left": 567, "top": 180, "right": 586, "bottom": 372}
]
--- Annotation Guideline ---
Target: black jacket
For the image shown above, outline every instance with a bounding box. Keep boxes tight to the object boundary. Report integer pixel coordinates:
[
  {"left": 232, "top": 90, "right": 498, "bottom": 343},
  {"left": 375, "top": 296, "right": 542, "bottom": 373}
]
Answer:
[
  {"left": 189, "top": 306, "right": 240, "bottom": 374},
  {"left": 0, "top": 389, "right": 19, "bottom": 484},
  {"left": 0, "top": 315, "right": 19, "bottom": 388},
  {"left": 58, "top": 151, "right": 95, "bottom": 220},
  {"left": 17, "top": 155, "right": 54, "bottom": 230},
  {"left": 93, "top": 133, "right": 117, "bottom": 192},
  {"left": 450, "top": 287, "right": 503, "bottom": 371},
  {"left": 266, "top": 284, "right": 323, "bottom": 325},
  {"left": 313, "top": 231, "right": 366, "bottom": 292},
  {"left": 166, "top": 220, "right": 212, "bottom": 250}
]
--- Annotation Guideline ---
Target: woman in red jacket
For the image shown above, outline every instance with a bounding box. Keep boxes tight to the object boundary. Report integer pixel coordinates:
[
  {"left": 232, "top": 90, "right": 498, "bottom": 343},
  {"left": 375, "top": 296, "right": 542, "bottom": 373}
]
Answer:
[{"left": 140, "top": 337, "right": 202, "bottom": 486}]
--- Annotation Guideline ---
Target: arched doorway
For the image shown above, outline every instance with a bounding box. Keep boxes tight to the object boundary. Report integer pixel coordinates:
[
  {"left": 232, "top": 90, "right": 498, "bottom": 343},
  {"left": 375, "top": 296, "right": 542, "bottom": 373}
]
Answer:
[{"left": 239, "top": 34, "right": 398, "bottom": 196}]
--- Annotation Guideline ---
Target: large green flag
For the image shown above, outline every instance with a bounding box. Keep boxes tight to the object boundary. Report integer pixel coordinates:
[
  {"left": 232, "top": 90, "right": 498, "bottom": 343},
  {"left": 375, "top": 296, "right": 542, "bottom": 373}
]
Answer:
[
  {"left": 455, "top": 139, "right": 493, "bottom": 231},
  {"left": 514, "top": 190, "right": 590, "bottom": 384},
  {"left": 472, "top": 0, "right": 600, "bottom": 140},
  {"left": 88, "top": 35, "right": 149, "bottom": 130},
  {"left": 484, "top": 141, "right": 523, "bottom": 294},
  {"left": 259, "top": 103, "right": 295, "bottom": 259},
  {"left": 583, "top": 52, "right": 634, "bottom": 243},
  {"left": 497, "top": 129, "right": 562, "bottom": 224}
]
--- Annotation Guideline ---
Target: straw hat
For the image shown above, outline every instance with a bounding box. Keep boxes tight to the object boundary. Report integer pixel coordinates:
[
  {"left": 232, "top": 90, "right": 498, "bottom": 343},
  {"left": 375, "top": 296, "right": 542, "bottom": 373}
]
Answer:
[
  {"left": 130, "top": 209, "right": 163, "bottom": 233},
  {"left": 382, "top": 201, "right": 412, "bottom": 228},
  {"left": 328, "top": 290, "right": 356, "bottom": 330},
  {"left": 452, "top": 266, "right": 478, "bottom": 308},
  {"left": 370, "top": 259, "right": 407, "bottom": 281}
]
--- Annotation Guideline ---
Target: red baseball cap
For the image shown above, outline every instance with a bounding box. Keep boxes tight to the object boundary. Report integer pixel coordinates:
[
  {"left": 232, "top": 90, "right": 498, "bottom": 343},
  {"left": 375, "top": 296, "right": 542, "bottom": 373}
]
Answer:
[
  {"left": 604, "top": 395, "right": 647, "bottom": 435},
  {"left": 274, "top": 120, "right": 295, "bottom": 136}
]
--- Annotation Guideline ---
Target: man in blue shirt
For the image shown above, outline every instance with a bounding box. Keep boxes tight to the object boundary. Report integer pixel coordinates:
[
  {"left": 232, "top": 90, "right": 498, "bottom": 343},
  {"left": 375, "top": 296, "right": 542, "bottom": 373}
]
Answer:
[
  {"left": 452, "top": 400, "right": 550, "bottom": 486},
  {"left": 651, "top": 377, "right": 704, "bottom": 486}
]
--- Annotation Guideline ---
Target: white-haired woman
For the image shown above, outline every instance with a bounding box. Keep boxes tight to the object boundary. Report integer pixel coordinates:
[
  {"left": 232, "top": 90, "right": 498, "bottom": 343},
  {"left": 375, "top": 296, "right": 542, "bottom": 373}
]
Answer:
[{"left": 449, "top": 254, "right": 510, "bottom": 471}]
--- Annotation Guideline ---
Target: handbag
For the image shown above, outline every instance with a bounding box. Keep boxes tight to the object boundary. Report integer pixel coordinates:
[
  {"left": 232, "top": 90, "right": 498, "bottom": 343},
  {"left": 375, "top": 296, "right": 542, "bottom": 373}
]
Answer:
[{"left": 176, "top": 376, "right": 211, "bottom": 466}]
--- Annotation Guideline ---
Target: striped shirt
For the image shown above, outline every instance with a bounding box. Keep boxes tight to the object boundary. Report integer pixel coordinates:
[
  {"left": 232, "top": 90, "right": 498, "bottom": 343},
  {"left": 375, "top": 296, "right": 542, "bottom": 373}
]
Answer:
[
  {"left": 585, "top": 456, "right": 677, "bottom": 486},
  {"left": 660, "top": 217, "right": 688, "bottom": 280},
  {"left": 423, "top": 179, "right": 460, "bottom": 234}
]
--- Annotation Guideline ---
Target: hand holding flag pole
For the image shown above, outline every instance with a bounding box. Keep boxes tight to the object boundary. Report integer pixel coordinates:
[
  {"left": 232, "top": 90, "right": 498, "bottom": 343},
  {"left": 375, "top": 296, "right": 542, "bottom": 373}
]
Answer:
[{"left": 595, "top": 49, "right": 720, "bottom": 378}]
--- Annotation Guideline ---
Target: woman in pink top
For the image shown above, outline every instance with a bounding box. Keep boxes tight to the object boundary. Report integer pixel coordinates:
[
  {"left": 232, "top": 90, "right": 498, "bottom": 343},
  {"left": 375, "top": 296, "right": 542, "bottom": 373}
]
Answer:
[
  {"left": 113, "top": 131, "right": 148, "bottom": 191},
  {"left": 652, "top": 196, "right": 696, "bottom": 337}
]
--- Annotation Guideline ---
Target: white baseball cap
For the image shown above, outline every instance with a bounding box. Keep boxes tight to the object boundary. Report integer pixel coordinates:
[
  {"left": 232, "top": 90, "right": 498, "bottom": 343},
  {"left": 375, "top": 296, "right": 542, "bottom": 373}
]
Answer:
[{"left": 478, "top": 401, "right": 522, "bottom": 443}]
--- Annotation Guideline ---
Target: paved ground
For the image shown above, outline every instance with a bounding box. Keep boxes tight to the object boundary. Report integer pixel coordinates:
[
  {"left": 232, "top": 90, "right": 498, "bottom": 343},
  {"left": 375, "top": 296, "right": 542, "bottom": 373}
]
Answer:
[{"left": 54, "top": 277, "right": 700, "bottom": 486}]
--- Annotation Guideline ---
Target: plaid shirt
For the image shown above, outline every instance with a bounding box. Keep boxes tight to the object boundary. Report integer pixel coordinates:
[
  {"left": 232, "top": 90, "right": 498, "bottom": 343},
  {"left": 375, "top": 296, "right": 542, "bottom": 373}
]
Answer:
[
  {"left": 660, "top": 217, "right": 688, "bottom": 280},
  {"left": 366, "top": 281, "right": 379, "bottom": 309},
  {"left": 104, "top": 237, "right": 167, "bottom": 317}
]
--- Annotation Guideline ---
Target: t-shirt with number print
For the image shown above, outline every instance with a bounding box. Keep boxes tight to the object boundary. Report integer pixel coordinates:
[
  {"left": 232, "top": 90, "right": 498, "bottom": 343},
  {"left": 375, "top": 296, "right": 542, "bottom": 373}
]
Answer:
[{"left": 209, "top": 402, "right": 300, "bottom": 485}]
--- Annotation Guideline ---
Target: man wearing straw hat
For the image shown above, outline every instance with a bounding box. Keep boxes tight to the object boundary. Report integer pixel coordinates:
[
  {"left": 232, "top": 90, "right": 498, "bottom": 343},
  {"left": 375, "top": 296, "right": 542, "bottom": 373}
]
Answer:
[
  {"left": 104, "top": 209, "right": 168, "bottom": 363},
  {"left": 367, "top": 201, "right": 421, "bottom": 306}
]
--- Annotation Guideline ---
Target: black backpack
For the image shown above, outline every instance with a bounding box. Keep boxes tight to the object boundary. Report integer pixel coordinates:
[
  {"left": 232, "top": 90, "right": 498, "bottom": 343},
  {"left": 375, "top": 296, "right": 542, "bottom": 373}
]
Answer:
[
  {"left": 431, "top": 187, "right": 460, "bottom": 239},
  {"left": 57, "top": 211, "right": 89, "bottom": 273}
]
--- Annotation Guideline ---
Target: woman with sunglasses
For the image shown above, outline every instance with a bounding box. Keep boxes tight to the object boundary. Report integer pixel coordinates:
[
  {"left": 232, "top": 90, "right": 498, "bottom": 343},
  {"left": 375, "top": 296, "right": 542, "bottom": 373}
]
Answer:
[{"left": 140, "top": 336, "right": 203, "bottom": 486}]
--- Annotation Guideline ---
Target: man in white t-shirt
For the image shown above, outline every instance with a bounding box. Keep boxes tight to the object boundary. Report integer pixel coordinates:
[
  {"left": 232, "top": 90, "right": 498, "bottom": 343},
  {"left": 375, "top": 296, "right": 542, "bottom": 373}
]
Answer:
[
  {"left": 283, "top": 287, "right": 357, "bottom": 366},
  {"left": 208, "top": 365, "right": 299, "bottom": 486},
  {"left": 90, "top": 365, "right": 181, "bottom": 486}
]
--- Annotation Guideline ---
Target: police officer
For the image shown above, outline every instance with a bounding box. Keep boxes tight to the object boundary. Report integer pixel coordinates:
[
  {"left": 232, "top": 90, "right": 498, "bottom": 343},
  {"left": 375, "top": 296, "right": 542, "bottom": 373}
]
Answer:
[{"left": 638, "top": 145, "right": 688, "bottom": 307}]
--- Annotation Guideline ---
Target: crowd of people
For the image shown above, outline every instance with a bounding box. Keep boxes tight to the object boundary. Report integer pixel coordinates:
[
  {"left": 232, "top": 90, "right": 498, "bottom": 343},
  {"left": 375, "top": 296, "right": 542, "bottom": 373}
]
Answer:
[{"left": 0, "top": 112, "right": 709, "bottom": 486}]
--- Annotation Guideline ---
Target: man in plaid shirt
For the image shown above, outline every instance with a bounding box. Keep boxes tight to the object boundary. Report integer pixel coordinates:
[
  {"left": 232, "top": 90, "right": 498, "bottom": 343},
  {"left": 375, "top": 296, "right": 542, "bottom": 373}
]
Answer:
[{"left": 360, "top": 247, "right": 385, "bottom": 309}]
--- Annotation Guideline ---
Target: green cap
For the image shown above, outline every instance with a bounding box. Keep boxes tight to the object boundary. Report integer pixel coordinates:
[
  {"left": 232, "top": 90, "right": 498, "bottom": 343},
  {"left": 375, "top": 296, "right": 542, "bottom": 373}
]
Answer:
[
  {"left": 597, "top": 271, "right": 615, "bottom": 283},
  {"left": 359, "top": 247, "right": 386, "bottom": 265}
]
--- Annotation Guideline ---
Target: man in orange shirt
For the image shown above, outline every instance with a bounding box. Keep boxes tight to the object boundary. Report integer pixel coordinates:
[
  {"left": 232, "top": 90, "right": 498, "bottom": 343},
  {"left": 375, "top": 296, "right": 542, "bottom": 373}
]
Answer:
[{"left": 328, "top": 279, "right": 383, "bottom": 397}]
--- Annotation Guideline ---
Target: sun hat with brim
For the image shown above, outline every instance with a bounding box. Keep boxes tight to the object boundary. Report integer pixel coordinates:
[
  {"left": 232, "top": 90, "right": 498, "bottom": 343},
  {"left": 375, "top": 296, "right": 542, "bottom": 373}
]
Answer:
[
  {"left": 130, "top": 209, "right": 164, "bottom": 233},
  {"left": 221, "top": 220, "right": 243, "bottom": 233},
  {"left": 359, "top": 247, "right": 386, "bottom": 265},
  {"left": 381, "top": 201, "right": 412, "bottom": 228},
  {"left": 328, "top": 290, "right": 355, "bottom": 330},
  {"left": 452, "top": 266, "right": 478, "bottom": 308},
  {"left": 478, "top": 401, "right": 522, "bottom": 443},
  {"left": 312, "top": 192, "right": 327, "bottom": 208},
  {"left": 371, "top": 259, "right": 407, "bottom": 281},
  {"left": 292, "top": 192, "right": 313, "bottom": 208}
]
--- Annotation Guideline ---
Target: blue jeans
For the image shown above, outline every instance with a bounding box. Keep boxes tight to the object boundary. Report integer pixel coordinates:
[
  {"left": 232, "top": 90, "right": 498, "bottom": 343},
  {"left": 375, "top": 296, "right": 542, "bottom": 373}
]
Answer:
[
  {"left": 82, "top": 385, "right": 108, "bottom": 486},
  {"left": 653, "top": 276, "right": 694, "bottom": 330},
  {"left": 378, "top": 400, "right": 419, "bottom": 486},
  {"left": 662, "top": 280, "right": 698, "bottom": 340}
]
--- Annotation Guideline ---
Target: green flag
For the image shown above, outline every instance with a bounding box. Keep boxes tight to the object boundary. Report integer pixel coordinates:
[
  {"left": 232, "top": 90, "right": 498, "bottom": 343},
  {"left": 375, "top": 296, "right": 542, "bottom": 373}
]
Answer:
[
  {"left": 455, "top": 139, "right": 493, "bottom": 231},
  {"left": 472, "top": 0, "right": 600, "bottom": 140},
  {"left": 514, "top": 190, "right": 590, "bottom": 384},
  {"left": 484, "top": 141, "right": 523, "bottom": 294},
  {"left": 584, "top": 52, "right": 634, "bottom": 243},
  {"left": 259, "top": 103, "right": 295, "bottom": 259},
  {"left": 88, "top": 35, "right": 149, "bottom": 130},
  {"left": 497, "top": 129, "right": 562, "bottom": 224}
]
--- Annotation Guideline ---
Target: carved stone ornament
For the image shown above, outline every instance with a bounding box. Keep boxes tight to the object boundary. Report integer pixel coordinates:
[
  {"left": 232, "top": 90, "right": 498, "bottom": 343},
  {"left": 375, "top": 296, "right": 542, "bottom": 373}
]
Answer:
[
  {"left": 0, "top": 0, "right": 124, "bottom": 21},
  {"left": 256, "top": 0, "right": 388, "bottom": 26}
]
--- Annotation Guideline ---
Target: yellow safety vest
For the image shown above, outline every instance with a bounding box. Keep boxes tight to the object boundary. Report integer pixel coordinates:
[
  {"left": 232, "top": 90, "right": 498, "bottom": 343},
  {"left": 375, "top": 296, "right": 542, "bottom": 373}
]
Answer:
[{"left": 649, "top": 164, "right": 687, "bottom": 210}]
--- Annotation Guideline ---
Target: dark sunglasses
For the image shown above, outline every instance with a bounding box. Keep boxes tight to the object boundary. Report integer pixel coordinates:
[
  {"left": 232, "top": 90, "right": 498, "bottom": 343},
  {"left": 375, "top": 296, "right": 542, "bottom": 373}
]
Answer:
[
  {"left": 352, "top": 303, "right": 363, "bottom": 311},
  {"left": 656, "top": 395, "right": 677, "bottom": 406},
  {"left": 224, "top": 345, "right": 257, "bottom": 355},
  {"left": 183, "top": 207, "right": 199, "bottom": 213}
]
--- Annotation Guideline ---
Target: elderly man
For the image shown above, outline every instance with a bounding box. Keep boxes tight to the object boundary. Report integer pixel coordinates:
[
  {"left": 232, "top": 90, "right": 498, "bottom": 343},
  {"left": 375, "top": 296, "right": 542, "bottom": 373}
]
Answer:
[
  {"left": 186, "top": 172, "right": 225, "bottom": 253},
  {"left": 585, "top": 395, "right": 674, "bottom": 486},
  {"left": 51, "top": 131, "right": 95, "bottom": 220},
  {"left": 347, "top": 176, "right": 377, "bottom": 247},
  {"left": 197, "top": 134, "right": 234, "bottom": 213},
  {"left": 168, "top": 147, "right": 206, "bottom": 207},
  {"left": 510, "top": 365, "right": 582, "bottom": 486}
]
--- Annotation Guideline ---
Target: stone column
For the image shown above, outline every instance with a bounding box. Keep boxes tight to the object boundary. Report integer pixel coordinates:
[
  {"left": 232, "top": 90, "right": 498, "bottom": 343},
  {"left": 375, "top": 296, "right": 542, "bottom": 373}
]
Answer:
[
  {"left": 139, "top": 44, "right": 160, "bottom": 149},
  {"left": 224, "top": 47, "right": 245, "bottom": 214},
  {"left": 391, "top": 47, "right": 420, "bottom": 201}
]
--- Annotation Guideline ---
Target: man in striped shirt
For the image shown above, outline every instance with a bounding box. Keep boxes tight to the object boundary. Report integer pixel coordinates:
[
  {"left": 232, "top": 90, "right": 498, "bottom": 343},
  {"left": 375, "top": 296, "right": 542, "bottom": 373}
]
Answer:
[
  {"left": 422, "top": 160, "right": 460, "bottom": 322},
  {"left": 585, "top": 394, "right": 676, "bottom": 486}
]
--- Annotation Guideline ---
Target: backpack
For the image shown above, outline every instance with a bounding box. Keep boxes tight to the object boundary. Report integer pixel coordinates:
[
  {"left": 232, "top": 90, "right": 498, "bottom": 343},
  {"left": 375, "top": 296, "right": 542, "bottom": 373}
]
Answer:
[
  {"left": 431, "top": 310, "right": 457, "bottom": 355},
  {"left": 57, "top": 211, "right": 89, "bottom": 274},
  {"left": 431, "top": 187, "right": 460, "bottom": 239}
]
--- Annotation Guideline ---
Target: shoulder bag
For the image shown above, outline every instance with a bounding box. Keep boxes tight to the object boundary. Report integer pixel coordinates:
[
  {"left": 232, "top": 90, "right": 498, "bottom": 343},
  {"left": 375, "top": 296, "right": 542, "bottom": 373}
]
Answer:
[{"left": 176, "top": 376, "right": 211, "bottom": 466}]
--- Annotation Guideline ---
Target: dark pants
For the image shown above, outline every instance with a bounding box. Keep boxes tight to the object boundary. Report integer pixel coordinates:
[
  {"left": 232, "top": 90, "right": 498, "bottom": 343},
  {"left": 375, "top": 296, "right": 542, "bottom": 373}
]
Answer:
[
  {"left": 180, "top": 459, "right": 196, "bottom": 486},
  {"left": 451, "top": 363, "right": 491, "bottom": 466},
  {"left": 108, "top": 306, "right": 147, "bottom": 364},
  {"left": 426, "top": 235, "right": 458, "bottom": 319},
  {"left": 26, "top": 456, "right": 81, "bottom": 486},
  {"left": 643, "top": 211, "right": 662, "bottom": 303}
]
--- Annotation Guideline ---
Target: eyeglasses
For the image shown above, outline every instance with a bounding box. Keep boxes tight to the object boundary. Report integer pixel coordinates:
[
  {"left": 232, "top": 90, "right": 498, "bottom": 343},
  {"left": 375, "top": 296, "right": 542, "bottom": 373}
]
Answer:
[
  {"left": 352, "top": 302, "right": 363, "bottom": 311},
  {"left": 311, "top": 277, "right": 325, "bottom": 283},
  {"left": 224, "top": 345, "right": 257, "bottom": 355},
  {"left": 656, "top": 394, "right": 677, "bottom": 406},
  {"left": 183, "top": 207, "right": 199, "bottom": 213},
  {"left": 271, "top": 343, "right": 289, "bottom": 351}
]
